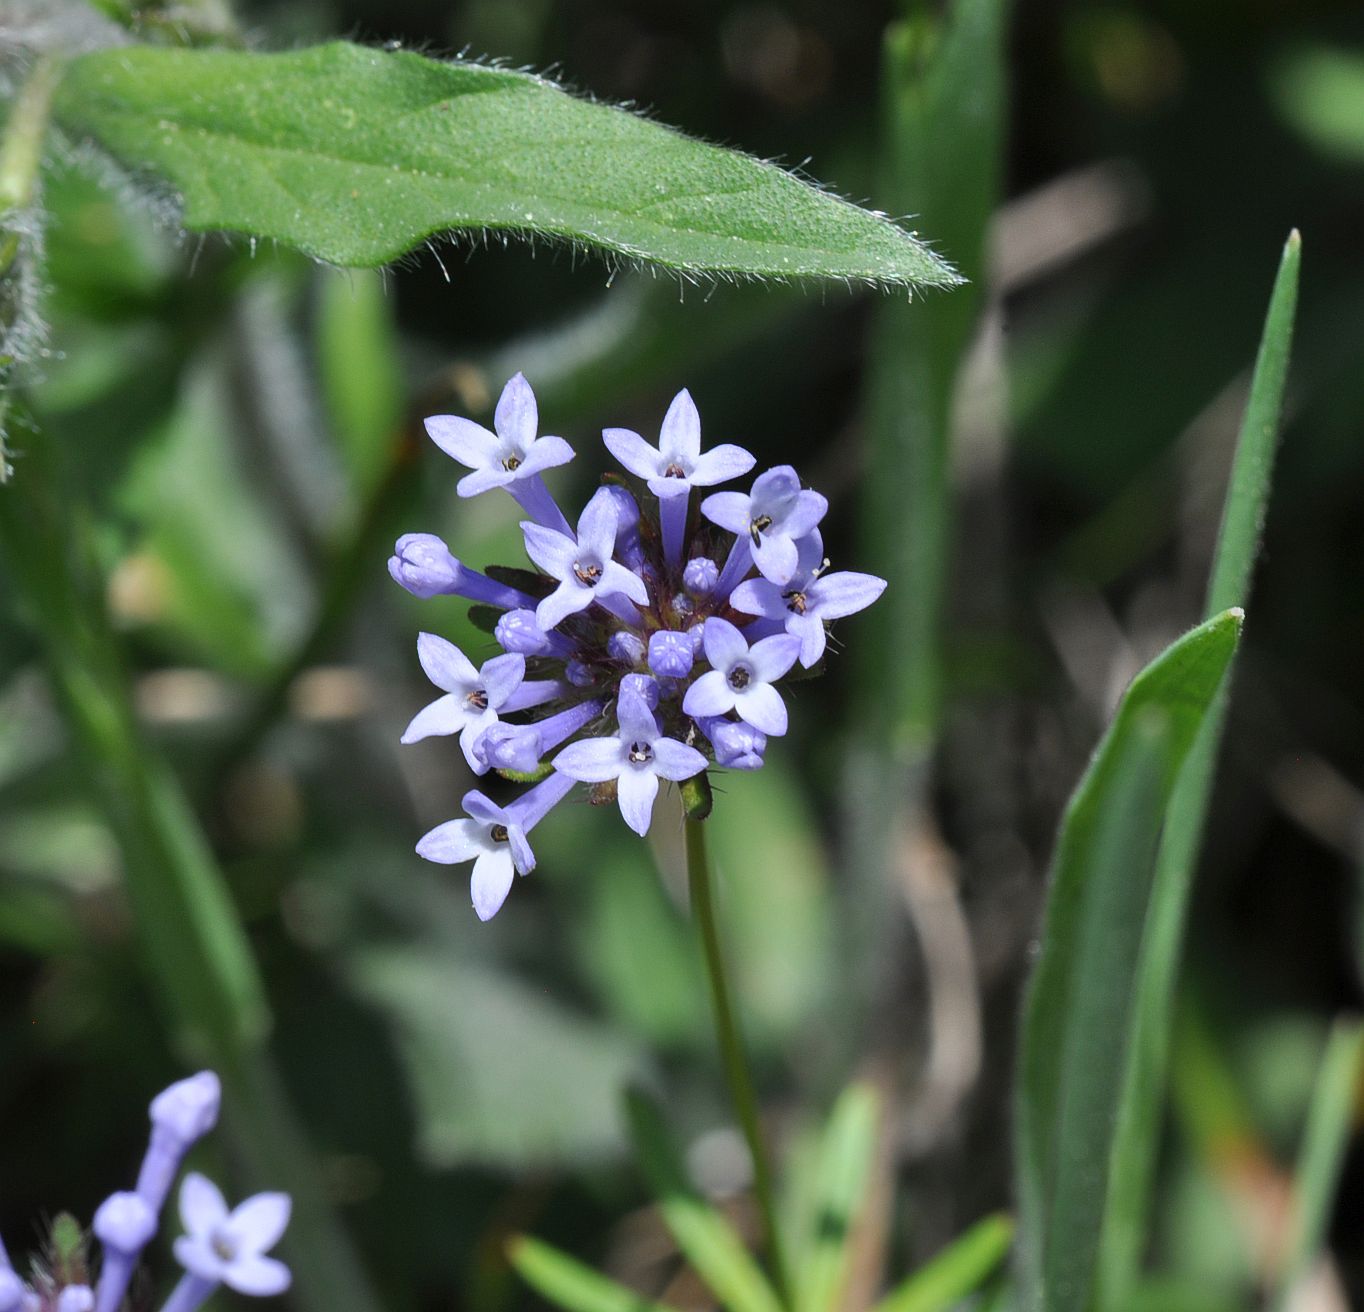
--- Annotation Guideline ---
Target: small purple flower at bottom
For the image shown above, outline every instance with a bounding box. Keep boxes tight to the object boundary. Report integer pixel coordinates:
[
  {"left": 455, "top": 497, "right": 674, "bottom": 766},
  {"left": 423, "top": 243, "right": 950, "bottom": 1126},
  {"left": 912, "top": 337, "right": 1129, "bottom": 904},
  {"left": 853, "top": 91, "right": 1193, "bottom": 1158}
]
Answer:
[
  {"left": 730, "top": 531, "right": 887, "bottom": 668},
  {"left": 400, "top": 634, "right": 526, "bottom": 774},
  {"left": 698, "top": 717, "right": 767, "bottom": 771},
  {"left": 169, "top": 1174, "right": 290, "bottom": 1303},
  {"left": 683, "top": 618, "right": 801, "bottom": 736},
  {"left": 553, "top": 689, "right": 707, "bottom": 836},
  {"left": 416, "top": 773, "right": 574, "bottom": 919}
]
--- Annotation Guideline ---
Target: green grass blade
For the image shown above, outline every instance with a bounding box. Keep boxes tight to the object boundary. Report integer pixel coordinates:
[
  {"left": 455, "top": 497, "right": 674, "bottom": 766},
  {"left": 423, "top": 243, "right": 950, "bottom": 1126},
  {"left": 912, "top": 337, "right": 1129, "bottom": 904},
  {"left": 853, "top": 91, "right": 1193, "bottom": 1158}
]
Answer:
[
  {"left": 871, "top": 1212, "right": 1014, "bottom": 1312},
  {"left": 1097, "top": 232, "right": 1301, "bottom": 1304},
  {"left": 1270, "top": 1018, "right": 1364, "bottom": 1311},
  {"left": 859, "top": 0, "right": 1008, "bottom": 752},
  {"left": 508, "top": 1236, "right": 684, "bottom": 1312},
  {"left": 1014, "top": 610, "right": 1244, "bottom": 1312},
  {"left": 55, "top": 43, "right": 960, "bottom": 288},
  {"left": 624, "top": 1091, "right": 785, "bottom": 1312},
  {"left": 795, "top": 1084, "right": 881, "bottom": 1312}
]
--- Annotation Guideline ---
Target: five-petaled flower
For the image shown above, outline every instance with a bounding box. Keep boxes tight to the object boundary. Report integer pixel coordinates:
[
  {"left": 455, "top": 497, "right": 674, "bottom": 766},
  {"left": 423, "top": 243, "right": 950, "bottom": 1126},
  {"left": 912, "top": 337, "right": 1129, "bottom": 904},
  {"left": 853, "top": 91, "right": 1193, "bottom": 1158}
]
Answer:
[{"left": 682, "top": 618, "right": 802, "bottom": 736}]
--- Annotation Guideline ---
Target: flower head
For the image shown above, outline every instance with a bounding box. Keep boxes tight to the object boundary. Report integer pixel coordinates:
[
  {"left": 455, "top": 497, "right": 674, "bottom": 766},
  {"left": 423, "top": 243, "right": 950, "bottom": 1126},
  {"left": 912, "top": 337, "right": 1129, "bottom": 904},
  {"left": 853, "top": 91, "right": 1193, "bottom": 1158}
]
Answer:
[
  {"left": 173, "top": 1175, "right": 291, "bottom": 1297},
  {"left": 394, "top": 376, "right": 884, "bottom": 916}
]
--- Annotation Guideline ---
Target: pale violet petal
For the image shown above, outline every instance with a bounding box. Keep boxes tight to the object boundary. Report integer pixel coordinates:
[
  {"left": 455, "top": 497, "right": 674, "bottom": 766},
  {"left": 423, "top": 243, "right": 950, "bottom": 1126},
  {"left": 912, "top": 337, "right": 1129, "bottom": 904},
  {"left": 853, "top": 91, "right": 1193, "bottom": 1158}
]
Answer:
[
  {"left": 536, "top": 579, "right": 593, "bottom": 631},
  {"left": 682, "top": 669, "right": 735, "bottom": 719},
  {"left": 603, "top": 427, "right": 662, "bottom": 480},
  {"left": 173, "top": 1235, "right": 225, "bottom": 1282},
  {"left": 479, "top": 653, "right": 527, "bottom": 708},
  {"left": 657, "top": 388, "right": 701, "bottom": 464},
  {"left": 471, "top": 848, "right": 516, "bottom": 921},
  {"left": 225, "top": 1257, "right": 291, "bottom": 1298},
  {"left": 808, "top": 571, "right": 887, "bottom": 620},
  {"left": 507, "top": 824, "right": 536, "bottom": 875},
  {"left": 751, "top": 531, "right": 799, "bottom": 585},
  {"left": 617, "top": 766, "right": 659, "bottom": 836},
  {"left": 702, "top": 616, "right": 749, "bottom": 671},
  {"left": 750, "top": 465, "right": 800, "bottom": 514},
  {"left": 517, "top": 434, "right": 575, "bottom": 476},
  {"left": 553, "top": 736, "right": 626, "bottom": 783},
  {"left": 700, "top": 490, "right": 750, "bottom": 534},
  {"left": 789, "top": 613, "right": 827, "bottom": 668},
  {"left": 223, "top": 1193, "right": 291, "bottom": 1254},
  {"left": 784, "top": 489, "right": 828, "bottom": 539},
  {"left": 651, "top": 737, "right": 708, "bottom": 782},
  {"left": 600, "top": 559, "right": 649, "bottom": 606},
  {"left": 400, "top": 693, "right": 468, "bottom": 744},
  {"left": 735, "top": 681, "right": 788, "bottom": 736},
  {"left": 729, "top": 577, "right": 785, "bottom": 620},
  {"left": 423, "top": 415, "right": 499, "bottom": 469},
  {"left": 575, "top": 486, "right": 620, "bottom": 561},
  {"left": 494, "top": 372, "right": 539, "bottom": 447},
  {"left": 458, "top": 709, "right": 498, "bottom": 774},
  {"left": 689, "top": 443, "right": 756, "bottom": 487},
  {"left": 520, "top": 521, "right": 578, "bottom": 577},
  {"left": 616, "top": 687, "right": 659, "bottom": 744},
  {"left": 457, "top": 466, "right": 516, "bottom": 497},
  {"left": 415, "top": 817, "right": 489, "bottom": 865},
  {"left": 462, "top": 791, "right": 508, "bottom": 826},
  {"left": 416, "top": 632, "right": 479, "bottom": 692},
  {"left": 748, "top": 632, "right": 801, "bottom": 683},
  {"left": 179, "top": 1173, "right": 229, "bottom": 1237}
]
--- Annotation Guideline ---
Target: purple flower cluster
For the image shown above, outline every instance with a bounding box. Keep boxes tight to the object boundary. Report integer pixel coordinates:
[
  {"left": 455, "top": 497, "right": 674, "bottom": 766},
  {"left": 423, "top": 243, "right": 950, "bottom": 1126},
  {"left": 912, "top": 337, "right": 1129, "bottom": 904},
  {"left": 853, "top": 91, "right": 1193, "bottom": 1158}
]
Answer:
[
  {"left": 0, "top": 1073, "right": 290, "bottom": 1312},
  {"left": 393, "top": 374, "right": 886, "bottom": 921}
]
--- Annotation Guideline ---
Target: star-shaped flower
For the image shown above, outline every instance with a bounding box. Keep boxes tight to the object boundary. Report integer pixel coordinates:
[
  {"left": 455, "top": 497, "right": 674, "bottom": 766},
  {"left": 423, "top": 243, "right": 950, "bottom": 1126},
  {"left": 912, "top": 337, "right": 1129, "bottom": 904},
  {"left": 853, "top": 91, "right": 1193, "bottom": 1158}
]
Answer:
[
  {"left": 682, "top": 617, "right": 801, "bottom": 736},
  {"left": 423, "top": 373, "right": 574, "bottom": 498},
  {"left": 522, "top": 487, "right": 649, "bottom": 631},
  {"left": 401, "top": 634, "right": 526, "bottom": 774},
  {"left": 730, "top": 531, "right": 887, "bottom": 667},
  {"left": 415, "top": 789, "right": 538, "bottom": 920},
  {"left": 701, "top": 466, "right": 828, "bottom": 586},
  {"left": 553, "top": 687, "right": 707, "bottom": 836},
  {"left": 173, "top": 1174, "right": 291, "bottom": 1297},
  {"left": 603, "top": 389, "right": 755, "bottom": 499}
]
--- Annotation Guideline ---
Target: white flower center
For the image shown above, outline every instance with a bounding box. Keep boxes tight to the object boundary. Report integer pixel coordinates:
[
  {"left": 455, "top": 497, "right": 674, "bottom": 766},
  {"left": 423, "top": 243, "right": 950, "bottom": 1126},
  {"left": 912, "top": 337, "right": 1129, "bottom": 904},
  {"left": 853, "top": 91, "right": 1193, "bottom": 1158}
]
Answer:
[{"left": 628, "top": 740, "right": 654, "bottom": 765}]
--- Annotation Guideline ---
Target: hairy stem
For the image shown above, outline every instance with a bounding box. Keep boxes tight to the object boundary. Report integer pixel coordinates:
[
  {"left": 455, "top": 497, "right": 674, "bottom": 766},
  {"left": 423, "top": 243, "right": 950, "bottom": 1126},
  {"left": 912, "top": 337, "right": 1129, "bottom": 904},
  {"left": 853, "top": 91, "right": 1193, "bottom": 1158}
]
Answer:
[
  {"left": 684, "top": 816, "right": 791, "bottom": 1305},
  {"left": 0, "top": 56, "right": 61, "bottom": 278}
]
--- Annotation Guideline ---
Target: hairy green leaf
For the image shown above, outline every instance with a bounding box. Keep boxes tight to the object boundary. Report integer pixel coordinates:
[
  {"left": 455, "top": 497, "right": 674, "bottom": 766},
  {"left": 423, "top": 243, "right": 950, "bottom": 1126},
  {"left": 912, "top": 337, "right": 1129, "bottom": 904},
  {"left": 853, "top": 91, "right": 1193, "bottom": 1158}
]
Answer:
[
  {"left": 56, "top": 42, "right": 961, "bottom": 287},
  {"left": 1015, "top": 609, "right": 1244, "bottom": 1312}
]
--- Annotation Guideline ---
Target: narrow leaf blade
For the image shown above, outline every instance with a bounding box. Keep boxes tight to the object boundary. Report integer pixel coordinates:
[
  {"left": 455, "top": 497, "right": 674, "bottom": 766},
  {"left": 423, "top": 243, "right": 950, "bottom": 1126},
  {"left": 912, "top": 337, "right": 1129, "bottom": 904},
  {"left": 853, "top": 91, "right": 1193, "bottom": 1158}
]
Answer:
[
  {"left": 1014, "top": 609, "right": 1245, "bottom": 1312},
  {"left": 624, "top": 1091, "right": 784, "bottom": 1312},
  {"left": 1098, "top": 232, "right": 1301, "bottom": 1303},
  {"left": 871, "top": 1213, "right": 1014, "bottom": 1312},
  {"left": 795, "top": 1084, "right": 881, "bottom": 1312},
  {"left": 509, "top": 1236, "right": 683, "bottom": 1312},
  {"left": 56, "top": 43, "right": 961, "bottom": 287}
]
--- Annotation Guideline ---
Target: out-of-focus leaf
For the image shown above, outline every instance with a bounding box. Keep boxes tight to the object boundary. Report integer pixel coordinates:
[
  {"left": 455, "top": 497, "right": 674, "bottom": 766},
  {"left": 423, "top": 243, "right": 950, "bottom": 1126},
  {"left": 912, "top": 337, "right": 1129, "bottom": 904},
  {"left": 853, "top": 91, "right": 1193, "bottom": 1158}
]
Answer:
[
  {"left": 56, "top": 43, "right": 962, "bottom": 288},
  {"left": 872, "top": 1213, "right": 1014, "bottom": 1312},
  {"left": 348, "top": 946, "right": 651, "bottom": 1168},
  {"left": 795, "top": 1083, "right": 880, "bottom": 1312},
  {"left": 315, "top": 268, "right": 403, "bottom": 500},
  {"left": 1270, "top": 1017, "right": 1364, "bottom": 1311},
  {"left": 1272, "top": 47, "right": 1364, "bottom": 164},
  {"left": 1099, "top": 233, "right": 1300, "bottom": 1303},
  {"left": 508, "top": 1236, "right": 683, "bottom": 1312},
  {"left": 1015, "top": 610, "right": 1244, "bottom": 1312},
  {"left": 623, "top": 1090, "right": 783, "bottom": 1312}
]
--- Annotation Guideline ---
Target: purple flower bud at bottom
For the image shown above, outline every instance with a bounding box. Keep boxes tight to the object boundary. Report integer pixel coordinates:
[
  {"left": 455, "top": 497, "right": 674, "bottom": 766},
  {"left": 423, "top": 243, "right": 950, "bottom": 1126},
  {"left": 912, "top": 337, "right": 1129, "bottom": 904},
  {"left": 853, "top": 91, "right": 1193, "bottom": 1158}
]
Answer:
[
  {"left": 387, "top": 533, "right": 463, "bottom": 599},
  {"left": 699, "top": 717, "right": 767, "bottom": 771},
  {"left": 58, "top": 1288, "right": 94, "bottom": 1312},
  {"left": 648, "top": 630, "right": 694, "bottom": 678},
  {"left": 687, "top": 623, "right": 706, "bottom": 655},
  {"left": 619, "top": 673, "right": 660, "bottom": 709},
  {"left": 566, "top": 659, "right": 595, "bottom": 688},
  {"left": 93, "top": 1193, "right": 156, "bottom": 1253},
  {"left": 607, "top": 631, "right": 647, "bottom": 665},
  {"left": 0, "top": 1272, "right": 26, "bottom": 1312},
  {"left": 683, "top": 557, "right": 719, "bottom": 596}
]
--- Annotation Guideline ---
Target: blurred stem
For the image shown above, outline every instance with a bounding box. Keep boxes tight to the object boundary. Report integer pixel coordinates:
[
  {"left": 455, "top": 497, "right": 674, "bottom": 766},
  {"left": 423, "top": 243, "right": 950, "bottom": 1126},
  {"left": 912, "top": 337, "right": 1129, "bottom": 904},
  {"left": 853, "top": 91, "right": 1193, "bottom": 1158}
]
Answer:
[
  {"left": 0, "top": 56, "right": 61, "bottom": 278},
  {"left": 684, "top": 816, "right": 791, "bottom": 1307},
  {"left": 0, "top": 416, "right": 381, "bottom": 1312}
]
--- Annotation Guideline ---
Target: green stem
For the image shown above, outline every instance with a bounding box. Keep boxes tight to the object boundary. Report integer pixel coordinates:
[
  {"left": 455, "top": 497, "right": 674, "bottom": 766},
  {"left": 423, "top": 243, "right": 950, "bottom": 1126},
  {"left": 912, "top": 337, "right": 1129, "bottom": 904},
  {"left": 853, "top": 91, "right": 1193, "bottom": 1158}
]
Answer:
[
  {"left": 0, "top": 55, "right": 62, "bottom": 277},
  {"left": 684, "top": 816, "right": 791, "bottom": 1306}
]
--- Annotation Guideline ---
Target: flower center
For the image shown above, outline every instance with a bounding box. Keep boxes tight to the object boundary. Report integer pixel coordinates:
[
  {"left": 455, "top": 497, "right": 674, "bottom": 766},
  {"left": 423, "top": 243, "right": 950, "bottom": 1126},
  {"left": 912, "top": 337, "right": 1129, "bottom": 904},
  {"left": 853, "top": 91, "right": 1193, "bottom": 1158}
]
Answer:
[
  {"left": 628, "top": 740, "right": 654, "bottom": 764},
  {"left": 211, "top": 1230, "right": 238, "bottom": 1263},
  {"left": 501, "top": 453, "right": 522, "bottom": 472},
  {"left": 749, "top": 513, "right": 773, "bottom": 545},
  {"left": 466, "top": 688, "right": 489, "bottom": 710},
  {"left": 663, "top": 462, "right": 687, "bottom": 479},
  {"left": 727, "top": 662, "right": 753, "bottom": 691},
  {"left": 573, "top": 560, "right": 602, "bottom": 587},
  {"left": 490, "top": 824, "right": 509, "bottom": 843},
  {"left": 783, "top": 589, "right": 808, "bottom": 615}
]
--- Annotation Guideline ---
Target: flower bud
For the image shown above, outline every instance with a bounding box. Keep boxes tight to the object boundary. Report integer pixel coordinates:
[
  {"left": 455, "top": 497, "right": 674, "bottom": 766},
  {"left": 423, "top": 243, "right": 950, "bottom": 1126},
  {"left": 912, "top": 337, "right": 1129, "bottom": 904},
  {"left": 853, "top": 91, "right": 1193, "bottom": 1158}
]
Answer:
[
  {"left": 388, "top": 533, "right": 465, "bottom": 599},
  {"left": 683, "top": 557, "right": 719, "bottom": 597},
  {"left": 607, "top": 632, "right": 646, "bottom": 665},
  {"left": 0, "top": 1271, "right": 27, "bottom": 1312},
  {"left": 648, "top": 631, "right": 693, "bottom": 679},
  {"left": 479, "top": 723, "right": 544, "bottom": 774},
  {"left": 619, "top": 673, "right": 660, "bottom": 710},
  {"left": 57, "top": 1288, "right": 94, "bottom": 1312},
  {"left": 699, "top": 717, "right": 766, "bottom": 771},
  {"left": 93, "top": 1193, "right": 156, "bottom": 1254}
]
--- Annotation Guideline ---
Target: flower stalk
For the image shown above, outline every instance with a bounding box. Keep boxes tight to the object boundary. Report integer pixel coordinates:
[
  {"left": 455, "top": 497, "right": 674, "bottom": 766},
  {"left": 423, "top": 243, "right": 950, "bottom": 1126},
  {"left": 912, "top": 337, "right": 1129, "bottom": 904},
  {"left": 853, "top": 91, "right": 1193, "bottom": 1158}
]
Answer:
[
  {"left": 684, "top": 815, "right": 791, "bottom": 1305},
  {"left": 0, "top": 55, "right": 61, "bottom": 278}
]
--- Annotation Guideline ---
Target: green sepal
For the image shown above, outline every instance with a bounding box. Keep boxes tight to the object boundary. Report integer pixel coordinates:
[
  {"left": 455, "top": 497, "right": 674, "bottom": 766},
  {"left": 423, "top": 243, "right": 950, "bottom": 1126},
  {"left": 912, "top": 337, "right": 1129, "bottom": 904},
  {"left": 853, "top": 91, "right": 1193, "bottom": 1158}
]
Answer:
[
  {"left": 485, "top": 563, "right": 553, "bottom": 597},
  {"left": 495, "top": 762, "right": 556, "bottom": 785},
  {"left": 467, "top": 604, "right": 503, "bottom": 636},
  {"left": 681, "top": 773, "right": 713, "bottom": 821}
]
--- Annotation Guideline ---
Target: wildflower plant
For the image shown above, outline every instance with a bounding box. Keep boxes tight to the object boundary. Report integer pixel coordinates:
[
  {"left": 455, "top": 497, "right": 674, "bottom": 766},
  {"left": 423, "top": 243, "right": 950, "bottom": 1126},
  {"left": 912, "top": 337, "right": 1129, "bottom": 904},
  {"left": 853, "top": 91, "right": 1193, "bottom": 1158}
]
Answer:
[
  {"left": 391, "top": 372, "right": 886, "bottom": 919},
  {"left": 0, "top": 1073, "right": 290, "bottom": 1312}
]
